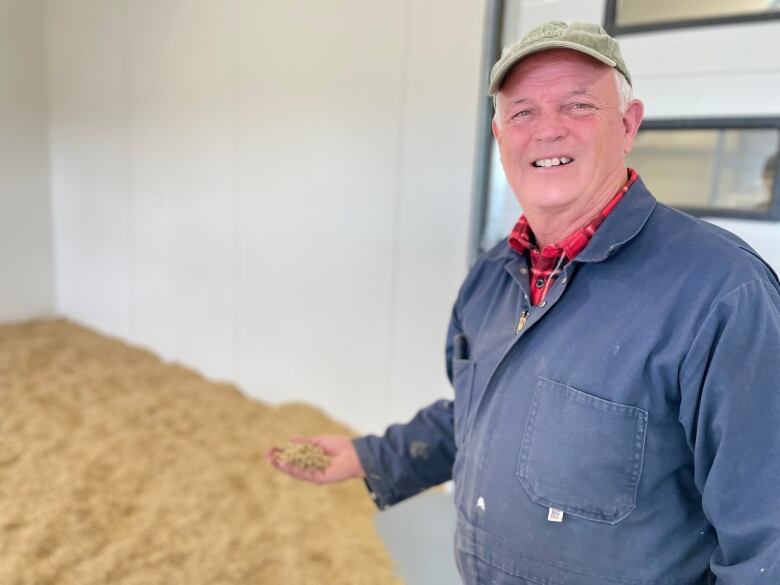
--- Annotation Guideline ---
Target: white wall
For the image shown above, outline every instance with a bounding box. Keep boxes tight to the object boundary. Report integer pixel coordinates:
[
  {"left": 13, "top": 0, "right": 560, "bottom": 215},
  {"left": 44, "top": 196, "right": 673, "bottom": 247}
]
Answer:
[
  {"left": 0, "top": 0, "right": 54, "bottom": 321},
  {"left": 46, "top": 0, "right": 484, "bottom": 434}
]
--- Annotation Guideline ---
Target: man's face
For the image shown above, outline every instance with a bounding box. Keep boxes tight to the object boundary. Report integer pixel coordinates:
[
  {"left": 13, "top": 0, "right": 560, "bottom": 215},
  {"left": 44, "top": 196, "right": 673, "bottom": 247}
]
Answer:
[{"left": 492, "top": 49, "right": 643, "bottom": 215}]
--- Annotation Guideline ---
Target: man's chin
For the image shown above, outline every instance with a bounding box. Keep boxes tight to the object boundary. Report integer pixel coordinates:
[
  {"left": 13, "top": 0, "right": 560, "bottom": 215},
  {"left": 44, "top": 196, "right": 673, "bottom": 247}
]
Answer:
[{"left": 517, "top": 187, "right": 579, "bottom": 212}]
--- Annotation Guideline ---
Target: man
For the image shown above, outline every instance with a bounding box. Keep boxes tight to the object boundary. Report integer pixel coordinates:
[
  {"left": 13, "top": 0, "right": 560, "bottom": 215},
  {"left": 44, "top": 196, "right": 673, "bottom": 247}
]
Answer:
[{"left": 268, "top": 21, "right": 780, "bottom": 584}]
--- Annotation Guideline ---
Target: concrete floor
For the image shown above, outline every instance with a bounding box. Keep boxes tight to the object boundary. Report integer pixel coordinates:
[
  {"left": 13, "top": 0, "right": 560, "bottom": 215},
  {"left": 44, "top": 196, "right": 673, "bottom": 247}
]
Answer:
[{"left": 375, "top": 489, "right": 461, "bottom": 585}]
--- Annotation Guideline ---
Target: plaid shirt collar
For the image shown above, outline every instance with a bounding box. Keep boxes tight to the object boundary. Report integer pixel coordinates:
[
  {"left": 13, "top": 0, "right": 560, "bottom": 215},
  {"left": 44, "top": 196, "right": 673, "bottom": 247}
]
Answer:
[{"left": 508, "top": 169, "right": 638, "bottom": 304}]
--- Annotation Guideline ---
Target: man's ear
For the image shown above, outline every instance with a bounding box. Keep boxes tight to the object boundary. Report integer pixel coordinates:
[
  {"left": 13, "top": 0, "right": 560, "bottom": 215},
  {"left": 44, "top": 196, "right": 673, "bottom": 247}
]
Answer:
[
  {"left": 491, "top": 94, "right": 502, "bottom": 142},
  {"left": 622, "top": 99, "right": 645, "bottom": 154}
]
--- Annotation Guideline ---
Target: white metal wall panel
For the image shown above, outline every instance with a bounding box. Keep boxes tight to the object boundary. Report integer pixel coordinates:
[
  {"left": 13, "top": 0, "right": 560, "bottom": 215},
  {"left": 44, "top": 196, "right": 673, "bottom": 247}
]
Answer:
[
  {"left": 386, "top": 0, "right": 484, "bottom": 425},
  {"left": 46, "top": 0, "right": 130, "bottom": 334},
  {"left": 47, "top": 0, "right": 482, "bottom": 434},
  {"left": 621, "top": 21, "right": 780, "bottom": 118},
  {"left": 0, "top": 0, "right": 53, "bottom": 322},
  {"left": 233, "top": 0, "right": 405, "bottom": 432},
  {"left": 123, "top": 0, "right": 237, "bottom": 380},
  {"left": 516, "top": 0, "right": 605, "bottom": 39}
]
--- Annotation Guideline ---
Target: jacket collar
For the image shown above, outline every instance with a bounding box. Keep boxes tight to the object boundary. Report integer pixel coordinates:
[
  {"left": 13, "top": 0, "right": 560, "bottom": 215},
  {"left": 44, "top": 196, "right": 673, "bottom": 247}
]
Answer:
[
  {"left": 502, "top": 175, "right": 656, "bottom": 286},
  {"left": 573, "top": 175, "right": 656, "bottom": 263}
]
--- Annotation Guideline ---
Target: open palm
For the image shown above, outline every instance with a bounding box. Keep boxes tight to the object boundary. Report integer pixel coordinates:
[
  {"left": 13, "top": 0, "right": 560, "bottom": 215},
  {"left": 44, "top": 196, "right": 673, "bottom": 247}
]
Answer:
[{"left": 266, "top": 435, "right": 365, "bottom": 484}]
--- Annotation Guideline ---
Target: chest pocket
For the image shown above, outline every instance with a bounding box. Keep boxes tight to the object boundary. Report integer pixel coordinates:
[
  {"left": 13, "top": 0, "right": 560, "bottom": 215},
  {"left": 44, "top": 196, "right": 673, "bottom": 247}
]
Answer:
[{"left": 517, "top": 377, "right": 648, "bottom": 524}]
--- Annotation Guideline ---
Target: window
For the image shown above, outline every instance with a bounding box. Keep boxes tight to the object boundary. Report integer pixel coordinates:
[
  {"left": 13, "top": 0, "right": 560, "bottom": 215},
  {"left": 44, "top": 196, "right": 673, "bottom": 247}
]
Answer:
[
  {"left": 627, "top": 119, "right": 780, "bottom": 220},
  {"left": 605, "top": 0, "right": 780, "bottom": 35}
]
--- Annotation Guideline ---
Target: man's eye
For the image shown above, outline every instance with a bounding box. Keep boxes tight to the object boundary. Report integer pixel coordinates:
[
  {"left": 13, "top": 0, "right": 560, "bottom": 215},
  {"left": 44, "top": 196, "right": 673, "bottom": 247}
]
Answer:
[
  {"left": 511, "top": 110, "right": 532, "bottom": 119},
  {"left": 569, "top": 102, "right": 593, "bottom": 110}
]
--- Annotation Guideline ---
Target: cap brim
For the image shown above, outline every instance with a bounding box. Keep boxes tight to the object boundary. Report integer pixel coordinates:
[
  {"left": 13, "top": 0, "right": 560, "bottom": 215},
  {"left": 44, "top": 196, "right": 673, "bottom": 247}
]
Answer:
[{"left": 488, "top": 41, "right": 618, "bottom": 96}]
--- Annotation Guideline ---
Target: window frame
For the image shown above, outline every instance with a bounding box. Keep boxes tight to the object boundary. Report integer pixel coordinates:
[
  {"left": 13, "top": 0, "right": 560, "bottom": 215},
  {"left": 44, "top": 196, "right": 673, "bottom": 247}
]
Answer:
[
  {"left": 469, "top": 0, "right": 506, "bottom": 263},
  {"left": 604, "top": 0, "right": 780, "bottom": 36},
  {"left": 634, "top": 117, "right": 780, "bottom": 221}
]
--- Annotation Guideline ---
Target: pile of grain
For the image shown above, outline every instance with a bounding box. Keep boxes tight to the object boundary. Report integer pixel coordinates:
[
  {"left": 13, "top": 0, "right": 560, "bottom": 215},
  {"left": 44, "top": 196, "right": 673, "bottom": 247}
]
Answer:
[{"left": 0, "top": 320, "right": 402, "bottom": 585}]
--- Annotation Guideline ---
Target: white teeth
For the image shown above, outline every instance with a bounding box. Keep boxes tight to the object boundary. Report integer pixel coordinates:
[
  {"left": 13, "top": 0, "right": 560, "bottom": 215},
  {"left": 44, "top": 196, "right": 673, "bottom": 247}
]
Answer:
[{"left": 534, "top": 157, "right": 572, "bottom": 167}]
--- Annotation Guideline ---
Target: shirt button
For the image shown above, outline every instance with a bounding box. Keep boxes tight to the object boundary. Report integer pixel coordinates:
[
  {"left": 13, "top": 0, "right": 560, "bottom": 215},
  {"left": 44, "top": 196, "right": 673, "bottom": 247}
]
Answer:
[
  {"left": 540, "top": 300, "right": 547, "bottom": 308},
  {"left": 519, "top": 268, "right": 528, "bottom": 274},
  {"left": 561, "top": 277, "right": 567, "bottom": 285},
  {"left": 477, "top": 496, "right": 486, "bottom": 511},
  {"left": 536, "top": 278, "right": 545, "bottom": 288}
]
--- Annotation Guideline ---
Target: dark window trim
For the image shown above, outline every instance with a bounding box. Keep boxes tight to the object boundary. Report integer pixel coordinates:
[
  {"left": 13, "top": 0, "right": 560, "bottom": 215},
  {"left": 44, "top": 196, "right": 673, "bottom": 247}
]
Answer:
[
  {"left": 636, "top": 117, "right": 780, "bottom": 221},
  {"left": 469, "top": 0, "right": 504, "bottom": 265},
  {"left": 604, "top": 0, "right": 780, "bottom": 36}
]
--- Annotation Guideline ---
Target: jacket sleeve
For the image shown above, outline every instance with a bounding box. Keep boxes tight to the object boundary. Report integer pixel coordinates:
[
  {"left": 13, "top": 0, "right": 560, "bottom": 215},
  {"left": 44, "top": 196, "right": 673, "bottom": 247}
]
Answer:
[
  {"left": 679, "top": 278, "right": 780, "bottom": 583},
  {"left": 351, "top": 304, "right": 464, "bottom": 509}
]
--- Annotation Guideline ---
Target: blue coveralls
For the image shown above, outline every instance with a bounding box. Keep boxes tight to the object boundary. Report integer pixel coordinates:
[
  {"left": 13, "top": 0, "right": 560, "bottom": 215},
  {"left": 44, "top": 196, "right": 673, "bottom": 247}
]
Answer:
[{"left": 354, "top": 178, "right": 780, "bottom": 584}]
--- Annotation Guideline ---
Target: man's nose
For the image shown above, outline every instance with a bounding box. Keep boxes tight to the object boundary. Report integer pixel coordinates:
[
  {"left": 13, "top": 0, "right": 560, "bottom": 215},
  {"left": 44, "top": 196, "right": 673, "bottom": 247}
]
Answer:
[{"left": 533, "top": 114, "right": 568, "bottom": 143}]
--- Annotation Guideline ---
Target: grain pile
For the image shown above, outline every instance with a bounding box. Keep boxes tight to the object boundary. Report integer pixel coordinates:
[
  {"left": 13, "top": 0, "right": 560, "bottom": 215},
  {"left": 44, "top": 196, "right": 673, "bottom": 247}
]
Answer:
[{"left": 0, "top": 320, "right": 403, "bottom": 585}]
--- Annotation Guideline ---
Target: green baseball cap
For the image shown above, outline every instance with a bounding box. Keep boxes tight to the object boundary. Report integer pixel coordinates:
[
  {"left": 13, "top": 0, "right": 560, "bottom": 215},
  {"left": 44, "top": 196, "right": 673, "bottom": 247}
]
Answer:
[{"left": 488, "top": 20, "right": 632, "bottom": 96}]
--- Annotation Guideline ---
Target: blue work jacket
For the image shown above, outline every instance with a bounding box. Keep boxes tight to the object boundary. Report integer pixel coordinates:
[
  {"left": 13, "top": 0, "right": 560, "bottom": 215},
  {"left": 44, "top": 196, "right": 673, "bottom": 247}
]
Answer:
[{"left": 354, "top": 177, "right": 780, "bottom": 584}]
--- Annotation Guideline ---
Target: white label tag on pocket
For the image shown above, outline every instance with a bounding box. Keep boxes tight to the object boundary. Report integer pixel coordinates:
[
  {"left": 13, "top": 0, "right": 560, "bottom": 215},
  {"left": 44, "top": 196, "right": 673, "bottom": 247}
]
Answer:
[{"left": 547, "top": 507, "right": 564, "bottom": 522}]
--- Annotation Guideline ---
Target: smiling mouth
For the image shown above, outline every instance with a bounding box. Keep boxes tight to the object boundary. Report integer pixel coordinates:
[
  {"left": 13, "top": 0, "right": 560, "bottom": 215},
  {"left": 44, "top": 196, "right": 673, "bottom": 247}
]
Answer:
[{"left": 532, "top": 156, "right": 573, "bottom": 168}]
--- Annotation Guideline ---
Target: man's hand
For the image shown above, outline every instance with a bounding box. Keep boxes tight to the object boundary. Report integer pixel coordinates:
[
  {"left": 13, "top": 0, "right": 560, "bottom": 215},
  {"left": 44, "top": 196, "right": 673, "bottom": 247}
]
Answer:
[{"left": 266, "top": 436, "right": 365, "bottom": 484}]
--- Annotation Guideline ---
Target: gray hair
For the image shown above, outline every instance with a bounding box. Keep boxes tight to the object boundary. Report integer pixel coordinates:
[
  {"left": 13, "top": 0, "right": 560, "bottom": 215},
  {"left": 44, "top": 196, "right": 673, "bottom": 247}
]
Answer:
[{"left": 614, "top": 69, "right": 633, "bottom": 113}]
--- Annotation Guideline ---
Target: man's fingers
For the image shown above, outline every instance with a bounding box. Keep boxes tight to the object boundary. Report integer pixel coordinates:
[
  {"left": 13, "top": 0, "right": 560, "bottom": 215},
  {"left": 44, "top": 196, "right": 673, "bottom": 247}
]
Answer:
[{"left": 265, "top": 447, "right": 283, "bottom": 465}]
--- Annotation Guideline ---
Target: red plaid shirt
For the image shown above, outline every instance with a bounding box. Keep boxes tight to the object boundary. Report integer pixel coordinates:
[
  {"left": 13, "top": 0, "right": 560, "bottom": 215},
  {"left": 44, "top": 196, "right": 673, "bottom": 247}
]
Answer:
[{"left": 509, "top": 169, "right": 638, "bottom": 306}]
